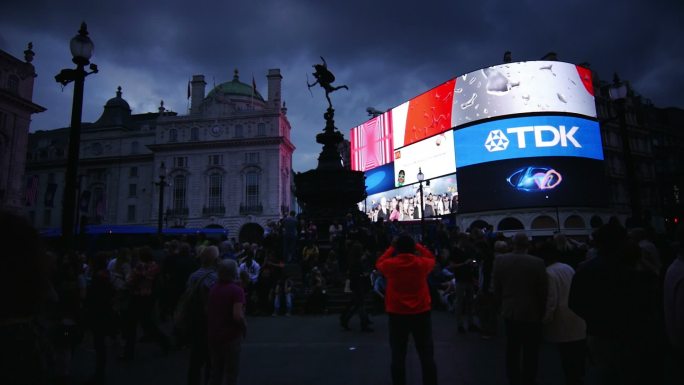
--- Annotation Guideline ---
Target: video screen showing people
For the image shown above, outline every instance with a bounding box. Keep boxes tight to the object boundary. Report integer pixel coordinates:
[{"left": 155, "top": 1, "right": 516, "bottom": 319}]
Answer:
[{"left": 360, "top": 173, "right": 459, "bottom": 222}]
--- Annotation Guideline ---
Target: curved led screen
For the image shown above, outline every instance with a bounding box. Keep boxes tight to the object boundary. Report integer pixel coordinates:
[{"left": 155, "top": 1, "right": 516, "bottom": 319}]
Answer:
[{"left": 351, "top": 60, "right": 605, "bottom": 218}]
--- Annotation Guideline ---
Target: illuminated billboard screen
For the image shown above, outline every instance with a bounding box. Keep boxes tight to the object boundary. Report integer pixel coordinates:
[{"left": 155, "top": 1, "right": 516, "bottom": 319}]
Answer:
[
  {"left": 457, "top": 157, "right": 606, "bottom": 212},
  {"left": 392, "top": 79, "right": 456, "bottom": 149},
  {"left": 349, "top": 60, "right": 604, "bottom": 219},
  {"left": 451, "top": 61, "right": 595, "bottom": 127},
  {"left": 453, "top": 115, "right": 603, "bottom": 167},
  {"left": 364, "top": 162, "right": 396, "bottom": 195},
  {"left": 394, "top": 130, "right": 456, "bottom": 186},
  {"left": 363, "top": 173, "right": 458, "bottom": 221},
  {"left": 350, "top": 112, "right": 394, "bottom": 172}
]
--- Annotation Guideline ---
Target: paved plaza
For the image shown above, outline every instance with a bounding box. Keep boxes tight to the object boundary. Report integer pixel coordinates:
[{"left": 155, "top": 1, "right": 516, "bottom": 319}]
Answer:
[{"left": 65, "top": 310, "right": 631, "bottom": 385}]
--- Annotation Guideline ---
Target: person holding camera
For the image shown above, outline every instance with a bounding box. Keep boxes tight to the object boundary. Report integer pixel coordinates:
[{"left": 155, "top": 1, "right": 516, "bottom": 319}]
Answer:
[{"left": 376, "top": 233, "right": 438, "bottom": 385}]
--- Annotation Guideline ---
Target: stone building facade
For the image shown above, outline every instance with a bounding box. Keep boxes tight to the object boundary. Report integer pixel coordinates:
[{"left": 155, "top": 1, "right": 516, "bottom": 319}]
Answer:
[
  {"left": 0, "top": 44, "right": 45, "bottom": 212},
  {"left": 25, "top": 69, "right": 295, "bottom": 238}
]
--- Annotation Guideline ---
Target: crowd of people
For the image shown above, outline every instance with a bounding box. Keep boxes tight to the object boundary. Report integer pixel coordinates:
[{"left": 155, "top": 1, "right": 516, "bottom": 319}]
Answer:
[{"left": 1, "top": 207, "right": 683, "bottom": 385}]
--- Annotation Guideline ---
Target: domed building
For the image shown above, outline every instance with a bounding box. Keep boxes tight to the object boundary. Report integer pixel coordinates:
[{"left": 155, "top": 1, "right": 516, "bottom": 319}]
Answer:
[{"left": 25, "top": 68, "right": 295, "bottom": 239}]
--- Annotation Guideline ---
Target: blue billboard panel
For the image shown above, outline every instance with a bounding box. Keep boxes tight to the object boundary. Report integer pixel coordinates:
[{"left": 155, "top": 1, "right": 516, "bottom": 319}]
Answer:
[
  {"left": 364, "top": 162, "right": 396, "bottom": 195},
  {"left": 453, "top": 115, "right": 603, "bottom": 167}
]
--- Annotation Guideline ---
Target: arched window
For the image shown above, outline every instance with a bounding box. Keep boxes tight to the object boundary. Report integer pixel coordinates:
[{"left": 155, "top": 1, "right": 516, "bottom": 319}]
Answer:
[
  {"left": 530, "top": 215, "right": 557, "bottom": 229},
  {"left": 173, "top": 174, "right": 187, "bottom": 212},
  {"left": 169, "top": 129, "right": 178, "bottom": 142},
  {"left": 207, "top": 173, "right": 223, "bottom": 209},
  {"left": 497, "top": 217, "right": 524, "bottom": 231},
  {"left": 257, "top": 123, "right": 266, "bottom": 136},
  {"left": 190, "top": 127, "right": 199, "bottom": 141},
  {"left": 590, "top": 215, "right": 604, "bottom": 229},
  {"left": 564, "top": 215, "right": 586, "bottom": 229}
]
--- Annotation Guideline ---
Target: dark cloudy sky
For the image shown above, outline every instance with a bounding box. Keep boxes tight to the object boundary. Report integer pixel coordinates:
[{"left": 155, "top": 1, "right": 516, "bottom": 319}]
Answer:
[{"left": 2, "top": 0, "right": 683, "bottom": 172}]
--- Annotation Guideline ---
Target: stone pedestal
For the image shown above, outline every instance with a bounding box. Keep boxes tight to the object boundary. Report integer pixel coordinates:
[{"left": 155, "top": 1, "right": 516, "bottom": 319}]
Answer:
[{"left": 294, "top": 108, "right": 366, "bottom": 233}]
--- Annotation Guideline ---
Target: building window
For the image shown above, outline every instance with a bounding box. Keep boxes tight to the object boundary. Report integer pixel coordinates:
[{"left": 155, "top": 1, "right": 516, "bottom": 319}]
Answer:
[
  {"left": 131, "top": 141, "right": 139, "bottom": 154},
  {"left": 127, "top": 205, "right": 136, "bottom": 222},
  {"left": 245, "top": 152, "right": 259, "bottom": 164},
  {"left": 208, "top": 154, "right": 223, "bottom": 166},
  {"left": 208, "top": 174, "right": 223, "bottom": 208},
  {"left": 257, "top": 123, "right": 266, "bottom": 136},
  {"left": 235, "top": 124, "right": 244, "bottom": 138},
  {"left": 169, "top": 129, "right": 178, "bottom": 142},
  {"left": 173, "top": 175, "right": 187, "bottom": 211},
  {"left": 130, "top": 167, "right": 138, "bottom": 177},
  {"left": 245, "top": 171, "right": 260, "bottom": 207},
  {"left": 174, "top": 157, "right": 187, "bottom": 168},
  {"left": 43, "top": 209, "right": 52, "bottom": 227},
  {"left": 7, "top": 75, "right": 19, "bottom": 93},
  {"left": 191, "top": 127, "right": 199, "bottom": 141},
  {"left": 129, "top": 184, "right": 137, "bottom": 197}
]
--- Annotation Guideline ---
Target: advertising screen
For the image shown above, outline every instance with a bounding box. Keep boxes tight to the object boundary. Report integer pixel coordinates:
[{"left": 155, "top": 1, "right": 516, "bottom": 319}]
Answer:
[
  {"left": 457, "top": 157, "right": 606, "bottom": 212},
  {"left": 451, "top": 61, "right": 595, "bottom": 127},
  {"left": 393, "top": 130, "right": 456, "bottom": 186},
  {"left": 349, "top": 60, "right": 603, "bottom": 217},
  {"left": 453, "top": 115, "right": 603, "bottom": 167},
  {"left": 363, "top": 173, "right": 459, "bottom": 221},
  {"left": 364, "top": 162, "right": 396, "bottom": 195},
  {"left": 350, "top": 112, "right": 394, "bottom": 172},
  {"left": 392, "top": 79, "right": 456, "bottom": 149}
]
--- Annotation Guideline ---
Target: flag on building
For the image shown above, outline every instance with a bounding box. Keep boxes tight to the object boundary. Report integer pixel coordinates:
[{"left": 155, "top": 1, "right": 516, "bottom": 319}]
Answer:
[
  {"left": 79, "top": 190, "right": 91, "bottom": 213},
  {"left": 24, "top": 175, "right": 38, "bottom": 206},
  {"left": 44, "top": 183, "right": 57, "bottom": 208},
  {"left": 251, "top": 75, "right": 257, "bottom": 110}
]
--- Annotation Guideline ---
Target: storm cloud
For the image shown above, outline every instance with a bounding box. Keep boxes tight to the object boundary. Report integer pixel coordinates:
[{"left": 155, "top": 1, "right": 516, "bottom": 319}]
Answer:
[{"left": 2, "top": 0, "right": 683, "bottom": 172}]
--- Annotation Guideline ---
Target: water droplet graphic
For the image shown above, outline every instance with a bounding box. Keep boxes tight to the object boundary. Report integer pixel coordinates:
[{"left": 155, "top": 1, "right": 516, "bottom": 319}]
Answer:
[
  {"left": 477, "top": 81, "right": 481, "bottom": 88},
  {"left": 461, "top": 74, "right": 468, "bottom": 81},
  {"left": 469, "top": 77, "right": 477, "bottom": 85},
  {"left": 460, "top": 93, "right": 478, "bottom": 109},
  {"left": 557, "top": 93, "right": 567, "bottom": 103},
  {"left": 522, "top": 94, "right": 530, "bottom": 105},
  {"left": 455, "top": 88, "right": 463, "bottom": 94},
  {"left": 483, "top": 108, "right": 488, "bottom": 113},
  {"left": 540, "top": 64, "right": 553, "bottom": 71},
  {"left": 475, "top": 104, "right": 480, "bottom": 109}
]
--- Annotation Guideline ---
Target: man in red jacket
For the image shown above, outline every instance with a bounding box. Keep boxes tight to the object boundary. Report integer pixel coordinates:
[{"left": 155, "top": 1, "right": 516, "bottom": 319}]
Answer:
[{"left": 376, "top": 233, "right": 438, "bottom": 385}]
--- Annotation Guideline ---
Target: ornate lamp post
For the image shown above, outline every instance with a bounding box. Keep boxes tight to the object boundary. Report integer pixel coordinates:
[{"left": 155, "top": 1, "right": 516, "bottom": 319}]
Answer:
[
  {"left": 608, "top": 73, "right": 640, "bottom": 227},
  {"left": 417, "top": 167, "right": 425, "bottom": 240},
  {"left": 56, "top": 22, "right": 98, "bottom": 250},
  {"left": 156, "top": 162, "right": 168, "bottom": 236}
]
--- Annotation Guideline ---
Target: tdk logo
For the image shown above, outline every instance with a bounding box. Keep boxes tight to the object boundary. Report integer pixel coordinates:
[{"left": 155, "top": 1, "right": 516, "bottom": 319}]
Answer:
[{"left": 484, "top": 126, "right": 581, "bottom": 152}]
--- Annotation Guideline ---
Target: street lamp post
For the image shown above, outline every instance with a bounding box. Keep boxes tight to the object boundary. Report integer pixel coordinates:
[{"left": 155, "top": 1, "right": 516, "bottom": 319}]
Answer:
[
  {"left": 609, "top": 73, "right": 641, "bottom": 227},
  {"left": 156, "top": 162, "right": 168, "bottom": 237},
  {"left": 56, "top": 22, "right": 98, "bottom": 251},
  {"left": 417, "top": 168, "right": 425, "bottom": 241}
]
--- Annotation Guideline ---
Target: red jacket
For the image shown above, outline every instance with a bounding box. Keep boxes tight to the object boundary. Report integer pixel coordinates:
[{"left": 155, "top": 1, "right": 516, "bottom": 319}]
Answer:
[{"left": 376, "top": 243, "right": 435, "bottom": 314}]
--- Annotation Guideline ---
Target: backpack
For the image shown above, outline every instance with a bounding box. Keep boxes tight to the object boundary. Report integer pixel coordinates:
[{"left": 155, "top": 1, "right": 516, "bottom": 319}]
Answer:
[{"left": 173, "top": 272, "right": 212, "bottom": 339}]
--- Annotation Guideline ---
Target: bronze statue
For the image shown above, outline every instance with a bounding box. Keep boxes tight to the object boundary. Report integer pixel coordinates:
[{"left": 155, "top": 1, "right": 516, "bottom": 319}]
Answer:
[{"left": 307, "top": 56, "right": 348, "bottom": 109}]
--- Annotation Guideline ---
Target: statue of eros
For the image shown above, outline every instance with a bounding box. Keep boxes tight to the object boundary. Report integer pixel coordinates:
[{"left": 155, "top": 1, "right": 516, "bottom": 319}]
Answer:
[{"left": 307, "top": 56, "right": 348, "bottom": 109}]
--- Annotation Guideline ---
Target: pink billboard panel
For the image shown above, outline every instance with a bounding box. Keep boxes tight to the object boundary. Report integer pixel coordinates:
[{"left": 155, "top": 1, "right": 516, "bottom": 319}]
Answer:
[{"left": 350, "top": 111, "right": 394, "bottom": 172}]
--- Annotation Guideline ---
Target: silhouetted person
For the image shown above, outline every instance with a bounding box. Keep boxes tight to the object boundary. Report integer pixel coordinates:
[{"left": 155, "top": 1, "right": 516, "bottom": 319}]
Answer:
[
  {"left": 569, "top": 222, "right": 662, "bottom": 385},
  {"left": 492, "top": 232, "right": 547, "bottom": 385},
  {"left": 376, "top": 233, "right": 438, "bottom": 385},
  {"left": 664, "top": 223, "right": 684, "bottom": 383},
  {"left": 0, "top": 210, "right": 51, "bottom": 385}
]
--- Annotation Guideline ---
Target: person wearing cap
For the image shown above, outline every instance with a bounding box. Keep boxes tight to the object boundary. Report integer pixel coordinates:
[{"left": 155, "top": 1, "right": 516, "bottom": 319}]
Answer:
[{"left": 376, "top": 233, "right": 438, "bottom": 385}]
